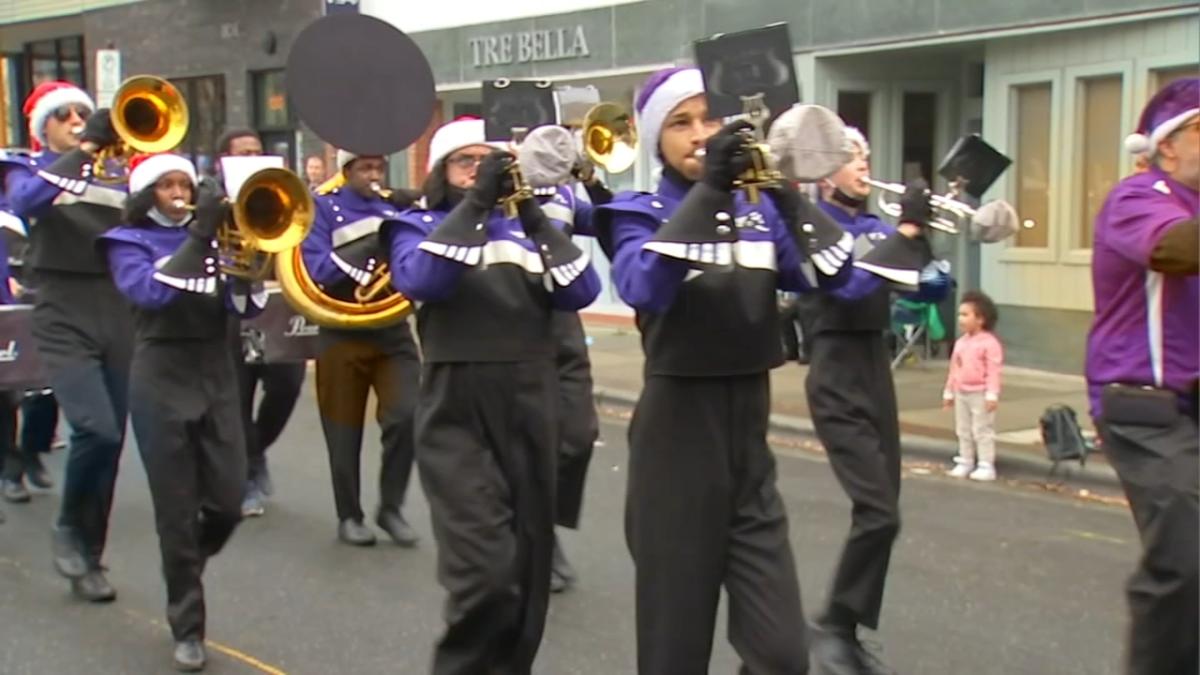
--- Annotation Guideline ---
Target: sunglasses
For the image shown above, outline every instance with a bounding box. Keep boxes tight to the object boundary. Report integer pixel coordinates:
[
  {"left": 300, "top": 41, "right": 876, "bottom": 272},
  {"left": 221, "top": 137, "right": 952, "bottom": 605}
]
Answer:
[
  {"left": 50, "top": 104, "right": 92, "bottom": 122},
  {"left": 446, "top": 153, "right": 491, "bottom": 169}
]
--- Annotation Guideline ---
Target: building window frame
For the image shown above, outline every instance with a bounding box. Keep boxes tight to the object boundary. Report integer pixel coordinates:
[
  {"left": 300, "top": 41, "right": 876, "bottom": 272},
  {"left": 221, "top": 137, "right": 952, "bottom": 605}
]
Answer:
[
  {"left": 996, "top": 69, "right": 1060, "bottom": 265},
  {"left": 1061, "top": 60, "right": 1134, "bottom": 265},
  {"left": 1134, "top": 53, "right": 1200, "bottom": 107}
]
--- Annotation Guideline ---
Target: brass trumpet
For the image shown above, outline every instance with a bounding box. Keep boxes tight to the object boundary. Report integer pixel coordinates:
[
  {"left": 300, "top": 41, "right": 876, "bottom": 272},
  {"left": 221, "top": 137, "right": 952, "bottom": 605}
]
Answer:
[
  {"left": 581, "top": 102, "right": 638, "bottom": 174},
  {"left": 864, "top": 177, "right": 1033, "bottom": 237}
]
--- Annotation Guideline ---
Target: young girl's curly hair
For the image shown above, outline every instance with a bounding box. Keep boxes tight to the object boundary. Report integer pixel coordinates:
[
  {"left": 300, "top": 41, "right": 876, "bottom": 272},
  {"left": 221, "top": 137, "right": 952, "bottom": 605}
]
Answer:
[{"left": 961, "top": 290, "right": 998, "bottom": 331}]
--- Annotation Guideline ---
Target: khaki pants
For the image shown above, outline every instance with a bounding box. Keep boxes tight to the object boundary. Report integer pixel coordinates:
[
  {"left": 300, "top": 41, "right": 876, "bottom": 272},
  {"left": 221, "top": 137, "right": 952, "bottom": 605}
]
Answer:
[{"left": 954, "top": 391, "right": 996, "bottom": 465}]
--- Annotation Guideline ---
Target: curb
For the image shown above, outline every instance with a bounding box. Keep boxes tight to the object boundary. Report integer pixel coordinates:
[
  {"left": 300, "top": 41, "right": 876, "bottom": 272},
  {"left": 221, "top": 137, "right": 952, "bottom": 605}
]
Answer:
[{"left": 593, "top": 386, "right": 1121, "bottom": 492}]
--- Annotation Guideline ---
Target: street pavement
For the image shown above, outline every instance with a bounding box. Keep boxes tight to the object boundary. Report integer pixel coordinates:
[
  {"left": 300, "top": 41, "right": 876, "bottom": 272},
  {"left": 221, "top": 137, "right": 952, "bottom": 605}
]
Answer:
[{"left": 0, "top": 383, "right": 1138, "bottom": 675}]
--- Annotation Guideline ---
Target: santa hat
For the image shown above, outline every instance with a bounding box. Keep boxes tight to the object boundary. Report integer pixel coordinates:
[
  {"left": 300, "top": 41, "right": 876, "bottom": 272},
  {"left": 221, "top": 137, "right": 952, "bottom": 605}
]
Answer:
[
  {"left": 23, "top": 80, "right": 96, "bottom": 151},
  {"left": 634, "top": 67, "right": 706, "bottom": 156},
  {"left": 1124, "top": 77, "right": 1199, "bottom": 157},
  {"left": 426, "top": 116, "right": 501, "bottom": 172},
  {"left": 128, "top": 153, "right": 198, "bottom": 194}
]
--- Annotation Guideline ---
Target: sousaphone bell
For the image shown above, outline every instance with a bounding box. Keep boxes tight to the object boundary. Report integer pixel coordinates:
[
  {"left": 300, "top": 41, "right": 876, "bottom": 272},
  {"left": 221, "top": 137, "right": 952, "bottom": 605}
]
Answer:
[{"left": 279, "top": 13, "right": 437, "bottom": 329}]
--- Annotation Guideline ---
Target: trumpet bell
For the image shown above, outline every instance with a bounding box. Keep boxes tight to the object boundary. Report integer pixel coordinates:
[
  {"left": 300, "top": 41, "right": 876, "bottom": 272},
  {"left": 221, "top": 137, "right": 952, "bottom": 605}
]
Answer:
[
  {"left": 233, "top": 168, "right": 314, "bottom": 254},
  {"left": 112, "top": 75, "right": 189, "bottom": 153},
  {"left": 583, "top": 102, "right": 637, "bottom": 174}
]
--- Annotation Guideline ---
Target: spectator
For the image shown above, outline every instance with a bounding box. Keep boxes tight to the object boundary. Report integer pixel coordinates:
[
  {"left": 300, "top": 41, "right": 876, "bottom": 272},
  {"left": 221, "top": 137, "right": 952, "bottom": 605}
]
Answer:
[{"left": 943, "top": 290, "right": 1004, "bottom": 481}]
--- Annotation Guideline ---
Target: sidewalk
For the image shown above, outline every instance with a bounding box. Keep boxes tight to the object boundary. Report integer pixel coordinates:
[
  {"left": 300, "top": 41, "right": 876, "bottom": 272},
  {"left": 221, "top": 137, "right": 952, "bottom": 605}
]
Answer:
[{"left": 581, "top": 316, "right": 1119, "bottom": 490}]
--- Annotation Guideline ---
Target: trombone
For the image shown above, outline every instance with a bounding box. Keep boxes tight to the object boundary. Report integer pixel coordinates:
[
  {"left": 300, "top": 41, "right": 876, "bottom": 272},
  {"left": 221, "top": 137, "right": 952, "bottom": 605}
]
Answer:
[
  {"left": 863, "top": 178, "right": 1034, "bottom": 236},
  {"left": 92, "top": 75, "right": 189, "bottom": 182}
]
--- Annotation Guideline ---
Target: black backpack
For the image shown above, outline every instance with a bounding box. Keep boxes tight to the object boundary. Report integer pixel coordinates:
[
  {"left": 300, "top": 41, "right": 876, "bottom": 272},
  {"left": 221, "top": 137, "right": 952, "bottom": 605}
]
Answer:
[{"left": 1039, "top": 404, "right": 1094, "bottom": 478}]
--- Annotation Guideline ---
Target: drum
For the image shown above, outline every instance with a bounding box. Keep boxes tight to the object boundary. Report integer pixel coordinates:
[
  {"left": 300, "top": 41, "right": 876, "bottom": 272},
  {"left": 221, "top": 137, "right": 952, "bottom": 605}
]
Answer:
[
  {"left": 0, "top": 304, "right": 47, "bottom": 389},
  {"left": 240, "top": 289, "right": 320, "bottom": 364}
]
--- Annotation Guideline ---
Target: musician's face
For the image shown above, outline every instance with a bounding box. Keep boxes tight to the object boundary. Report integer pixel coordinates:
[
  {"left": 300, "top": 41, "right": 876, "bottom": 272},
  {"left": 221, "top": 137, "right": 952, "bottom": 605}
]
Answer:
[
  {"left": 225, "top": 135, "right": 263, "bottom": 157},
  {"left": 43, "top": 105, "right": 90, "bottom": 153},
  {"left": 445, "top": 145, "right": 497, "bottom": 190},
  {"left": 659, "top": 95, "right": 721, "bottom": 182},
  {"left": 153, "top": 171, "right": 194, "bottom": 222},
  {"left": 827, "top": 146, "right": 871, "bottom": 200},
  {"left": 343, "top": 156, "right": 387, "bottom": 198},
  {"left": 1159, "top": 116, "right": 1200, "bottom": 189}
]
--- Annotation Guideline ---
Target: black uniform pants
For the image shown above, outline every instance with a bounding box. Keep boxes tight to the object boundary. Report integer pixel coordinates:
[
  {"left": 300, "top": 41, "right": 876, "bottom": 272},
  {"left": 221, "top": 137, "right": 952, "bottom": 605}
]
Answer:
[
  {"left": 417, "top": 360, "right": 557, "bottom": 675},
  {"left": 627, "top": 373, "right": 808, "bottom": 675},
  {"left": 1100, "top": 410, "right": 1198, "bottom": 675},
  {"left": 553, "top": 314, "right": 599, "bottom": 529},
  {"left": 237, "top": 360, "right": 306, "bottom": 479},
  {"left": 32, "top": 274, "right": 132, "bottom": 567},
  {"left": 0, "top": 392, "right": 19, "bottom": 479},
  {"left": 805, "top": 331, "right": 902, "bottom": 631},
  {"left": 315, "top": 330, "right": 418, "bottom": 522},
  {"left": 128, "top": 340, "right": 246, "bottom": 641},
  {"left": 21, "top": 391, "right": 58, "bottom": 455}
]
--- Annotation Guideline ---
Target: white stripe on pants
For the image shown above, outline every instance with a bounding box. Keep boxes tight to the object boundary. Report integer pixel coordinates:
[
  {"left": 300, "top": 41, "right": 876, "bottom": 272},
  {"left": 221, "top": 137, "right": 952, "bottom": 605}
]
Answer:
[{"left": 954, "top": 391, "right": 996, "bottom": 465}]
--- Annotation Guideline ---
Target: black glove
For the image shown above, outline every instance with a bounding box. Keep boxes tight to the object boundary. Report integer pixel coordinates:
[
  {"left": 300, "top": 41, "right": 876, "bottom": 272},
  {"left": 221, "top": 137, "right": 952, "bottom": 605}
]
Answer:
[
  {"left": 189, "top": 178, "right": 227, "bottom": 240},
  {"left": 517, "top": 196, "right": 548, "bottom": 238},
  {"left": 582, "top": 178, "right": 614, "bottom": 206},
  {"left": 80, "top": 109, "right": 118, "bottom": 149},
  {"left": 466, "top": 150, "right": 516, "bottom": 209},
  {"left": 899, "top": 179, "right": 934, "bottom": 228},
  {"left": 386, "top": 188, "right": 421, "bottom": 209},
  {"left": 701, "top": 120, "right": 756, "bottom": 192}
]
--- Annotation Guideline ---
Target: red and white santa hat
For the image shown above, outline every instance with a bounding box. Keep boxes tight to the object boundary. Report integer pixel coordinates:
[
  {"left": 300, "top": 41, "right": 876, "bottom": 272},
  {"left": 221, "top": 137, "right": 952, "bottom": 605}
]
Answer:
[
  {"left": 128, "top": 152, "right": 198, "bottom": 194},
  {"left": 426, "top": 116, "right": 504, "bottom": 172},
  {"left": 22, "top": 80, "right": 96, "bottom": 151},
  {"left": 1124, "top": 77, "right": 1200, "bottom": 157}
]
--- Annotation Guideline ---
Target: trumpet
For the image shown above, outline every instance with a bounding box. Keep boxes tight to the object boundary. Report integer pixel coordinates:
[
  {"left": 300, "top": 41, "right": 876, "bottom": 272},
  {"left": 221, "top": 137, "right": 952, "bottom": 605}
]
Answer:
[{"left": 864, "top": 177, "right": 1033, "bottom": 238}]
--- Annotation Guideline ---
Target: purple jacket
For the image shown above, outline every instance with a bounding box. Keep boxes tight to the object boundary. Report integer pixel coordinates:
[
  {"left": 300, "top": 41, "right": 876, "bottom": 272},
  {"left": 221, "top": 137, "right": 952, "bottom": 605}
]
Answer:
[{"left": 1086, "top": 167, "right": 1199, "bottom": 416}]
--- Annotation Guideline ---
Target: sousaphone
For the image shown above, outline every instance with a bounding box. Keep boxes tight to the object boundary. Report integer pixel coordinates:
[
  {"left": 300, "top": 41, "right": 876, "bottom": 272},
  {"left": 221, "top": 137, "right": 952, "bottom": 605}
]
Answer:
[{"left": 278, "top": 13, "right": 436, "bottom": 329}]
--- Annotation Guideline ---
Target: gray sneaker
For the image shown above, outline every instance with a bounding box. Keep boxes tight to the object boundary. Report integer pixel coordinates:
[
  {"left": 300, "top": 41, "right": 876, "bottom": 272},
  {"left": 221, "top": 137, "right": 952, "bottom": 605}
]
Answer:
[{"left": 241, "top": 486, "right": 265, "bottom": 518}]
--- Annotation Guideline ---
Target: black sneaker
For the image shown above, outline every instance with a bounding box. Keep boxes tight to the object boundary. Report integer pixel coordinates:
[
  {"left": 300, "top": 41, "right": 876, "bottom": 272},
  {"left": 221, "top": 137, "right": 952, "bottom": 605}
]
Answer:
[
  {"left": 71, "top": 568, "right": 117, "bottom": 603},
  {"left": 25, "top": 454, "right": 53, "bottom": 489},
  {"left": 337, "top": 519, "right": 376, "bottom": 546},
  {"left": 809, "top": 624, "right": 896, "bottom": 675}
]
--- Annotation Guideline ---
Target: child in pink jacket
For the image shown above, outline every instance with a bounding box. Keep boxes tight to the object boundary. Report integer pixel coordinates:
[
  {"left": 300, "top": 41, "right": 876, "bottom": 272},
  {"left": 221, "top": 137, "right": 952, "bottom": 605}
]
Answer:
[{"left": 942, "top": 291, "right": 1004, "bottom": 481}]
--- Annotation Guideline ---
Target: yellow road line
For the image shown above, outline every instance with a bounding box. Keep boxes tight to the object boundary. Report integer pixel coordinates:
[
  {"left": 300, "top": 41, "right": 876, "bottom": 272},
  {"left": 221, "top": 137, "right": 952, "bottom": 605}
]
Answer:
[{"left": 1067, "top": 529, "right": 1127, "bottom": 545}]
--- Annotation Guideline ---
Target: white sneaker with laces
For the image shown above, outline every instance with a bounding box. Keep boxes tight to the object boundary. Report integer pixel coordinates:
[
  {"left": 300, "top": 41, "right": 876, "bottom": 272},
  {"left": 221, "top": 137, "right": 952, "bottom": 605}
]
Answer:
[
  {"left": 947, "top": 458, "right": 973, "bottom": 478},
  {"left": 969, "top": 463, "right": 997, "bottom": 482}
]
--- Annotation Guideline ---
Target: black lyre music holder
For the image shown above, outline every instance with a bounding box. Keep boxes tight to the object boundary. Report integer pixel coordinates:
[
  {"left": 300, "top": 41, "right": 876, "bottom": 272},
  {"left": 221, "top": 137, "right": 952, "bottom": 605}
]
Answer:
[
  {"left": 937, "top": 134, "right": 1012, "bottom": 201},
  {"left": 482, "top": 79, "right": 558, "bottom": 143},
  {"left": 693, "top": 22, "right": 799, "bottom": 123}
]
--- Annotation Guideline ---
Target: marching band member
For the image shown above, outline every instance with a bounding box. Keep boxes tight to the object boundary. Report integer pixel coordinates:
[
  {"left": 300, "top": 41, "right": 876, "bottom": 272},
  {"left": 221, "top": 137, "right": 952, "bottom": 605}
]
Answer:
[
  {"left": 301, "top": 149, "right": 422, "bottom": 546},
  {"left": 1, "top": 80, "right": 131, "bottom": 602},
  {"left": 1088, "top": 77, "right": 1198, "bottom": 675},
  {"left": 806, "top": 127, "right": 949, "bottom": 675},
  {"left": 97, "top": 153, "right": 266, "bottom": 672},
  {"left": 0, "top": 204, "right": 16, "bottom": 522},
  {"left": 595, "top": 66, "right": 862, "bottom": 674},
  {"left": 383, "top": 116, "right": 601, "bottom": 674},
  {"left": 213, "top": 129, "right": 306, "bottom": 516},
  {"left": 548, "top": 177, "right": 606, "bottom": 593}
]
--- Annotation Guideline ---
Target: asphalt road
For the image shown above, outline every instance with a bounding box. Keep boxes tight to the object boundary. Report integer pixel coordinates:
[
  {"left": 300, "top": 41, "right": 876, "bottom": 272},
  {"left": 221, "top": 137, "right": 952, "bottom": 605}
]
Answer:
[{"left": 0, "top": 387, "right": 1139, "bottom": 674}]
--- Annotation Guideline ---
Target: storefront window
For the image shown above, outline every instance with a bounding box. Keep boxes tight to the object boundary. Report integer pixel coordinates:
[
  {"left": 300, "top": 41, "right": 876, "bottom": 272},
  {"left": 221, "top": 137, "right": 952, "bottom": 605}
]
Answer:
[
  {"left": 253, "top": 70, "right": 291, "bottom": 130},
  {"left": 1012, "top": 82, "right": 1051, "bottom": 248},
  {"left": 24, "top": 37, "right": 85, "bottom": 88},
  {"left": 1077, "top": 75, "right": 1122, "bottom": 250},
  {"left": 169, "top": 75, "right": 226, "bottom": 176}
]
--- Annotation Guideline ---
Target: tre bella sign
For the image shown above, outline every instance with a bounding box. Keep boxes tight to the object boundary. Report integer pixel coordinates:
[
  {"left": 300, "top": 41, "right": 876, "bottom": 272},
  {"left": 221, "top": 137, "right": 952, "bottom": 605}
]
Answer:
[{"left": 469, "top": 26, "right": 591, "bottom": 67}]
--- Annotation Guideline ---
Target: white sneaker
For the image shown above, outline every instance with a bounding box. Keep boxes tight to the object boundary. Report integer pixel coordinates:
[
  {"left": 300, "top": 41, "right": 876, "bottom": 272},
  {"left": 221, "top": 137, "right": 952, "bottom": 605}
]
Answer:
[
  {"left": 969, "top": 463, "right": 997, "bottom": 482},
  {"left": 948, "top": 458, "right": 973, "bottom": 478}
]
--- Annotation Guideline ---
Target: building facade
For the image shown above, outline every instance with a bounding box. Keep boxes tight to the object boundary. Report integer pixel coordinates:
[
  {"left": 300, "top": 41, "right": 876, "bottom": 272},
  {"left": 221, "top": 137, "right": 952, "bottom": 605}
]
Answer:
[
  {"left": 366, "top": 0, "right": 1198, "bottom": 372},
  {"left": 0, "top": 0, "right": 328, "bottom": 174}
]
